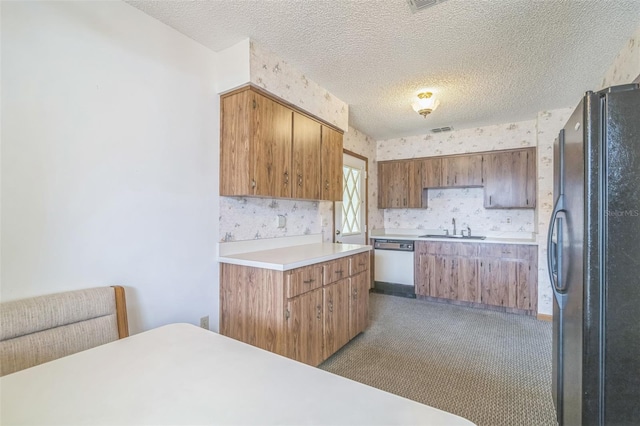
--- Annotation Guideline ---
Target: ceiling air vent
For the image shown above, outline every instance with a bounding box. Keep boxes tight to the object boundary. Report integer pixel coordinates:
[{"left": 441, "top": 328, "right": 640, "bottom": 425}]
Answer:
[
  {"left": 407, "top": 0, "right": 448, "bottom": 13},
  {"left": 431, "top": 126, "right": 453, "bottom": 133}
]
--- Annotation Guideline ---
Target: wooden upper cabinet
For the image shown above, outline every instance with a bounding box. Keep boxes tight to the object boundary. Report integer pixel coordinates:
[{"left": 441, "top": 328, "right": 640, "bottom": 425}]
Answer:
[
  {"left": 220, "top": 90, "right": 292, "bottom": 197},
  {"left": 441, "top": 154, "right": 483, "bottom": 187},
  {"left": 220, "top": 86, "right": 343, "bottom": 201},
  {"left": 292, "top": 112, "right": 321, "bottom": 200},
  {"left": 483, "top": 148, "right": 536, "bottom": 209},
  {"left": 253, "top": 94, "right": 293, "bottom": 198},
  {"left": 320, "top": 126, "right": 343, "bottom": 201},
  {"left": 377, "top": 160, "right": 423, "bottom": 208},
  {"left": 420, "top": 158, "right": 442, "bottom": 188}
]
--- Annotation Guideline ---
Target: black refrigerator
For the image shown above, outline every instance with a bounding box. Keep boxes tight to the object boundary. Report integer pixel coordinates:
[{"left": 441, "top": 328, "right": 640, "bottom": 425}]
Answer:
[{"left": 548, "top": 83, "right": 640, "bottom": 425}]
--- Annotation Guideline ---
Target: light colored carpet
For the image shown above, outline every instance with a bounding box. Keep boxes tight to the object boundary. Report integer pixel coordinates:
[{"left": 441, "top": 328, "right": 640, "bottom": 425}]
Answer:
[{"left": 320, "top": 293, "right": 557, "bottom": 426}]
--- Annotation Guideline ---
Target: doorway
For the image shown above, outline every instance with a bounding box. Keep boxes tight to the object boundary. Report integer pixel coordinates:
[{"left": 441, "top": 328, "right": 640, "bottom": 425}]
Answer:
[{"left": 335, "top": 150, "right": 368, "bottom": 244}]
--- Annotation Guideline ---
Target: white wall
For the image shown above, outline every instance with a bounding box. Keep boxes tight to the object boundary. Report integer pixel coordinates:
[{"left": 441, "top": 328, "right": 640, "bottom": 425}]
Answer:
[{"left": 1, "top": 1, "right": 221, "bottom": 333}]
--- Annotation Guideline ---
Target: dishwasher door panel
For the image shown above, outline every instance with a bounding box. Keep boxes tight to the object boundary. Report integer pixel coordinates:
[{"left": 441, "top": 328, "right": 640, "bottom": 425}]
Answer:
[{"left": 374, "top": 250, "right": 415, "bottom": 286}]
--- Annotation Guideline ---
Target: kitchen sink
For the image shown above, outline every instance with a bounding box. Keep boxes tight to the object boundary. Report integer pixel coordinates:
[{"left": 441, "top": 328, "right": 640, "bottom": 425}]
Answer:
[{"left": 418, "top": 234, "right": 487, "bottom": 240}]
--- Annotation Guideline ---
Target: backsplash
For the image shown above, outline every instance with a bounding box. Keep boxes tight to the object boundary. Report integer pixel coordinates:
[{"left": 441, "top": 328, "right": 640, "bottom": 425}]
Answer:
[
  {"left": 383, "top": 187, "right": 534, "bottom": 234},
  {"left": 219, "top": 197, "right": 329, "bottom": 242},
  {"left": 250, "top": 41, "right": 349, "bottom": 131}
]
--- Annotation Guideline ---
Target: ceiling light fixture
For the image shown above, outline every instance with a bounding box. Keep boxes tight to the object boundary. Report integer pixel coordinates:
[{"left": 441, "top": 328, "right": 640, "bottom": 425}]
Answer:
[{"left": 412, "top": 92, "right": 440, "bottom": 118}]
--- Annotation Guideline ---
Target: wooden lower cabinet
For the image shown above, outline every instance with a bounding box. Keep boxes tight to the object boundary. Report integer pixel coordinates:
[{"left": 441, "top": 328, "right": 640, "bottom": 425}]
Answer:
[
  {"left": 286, "top": 288, "right": 323, "bottom": 366},
  {"left": 220, "top": 252, "right": 370, "bottom": 366},
  {"left": 323, "top": 280, "right": 351, "bottom": 359},
  {"left": 414, "top": 241, "right": 537, "bottom": 314},
  {"left": 479, "top": 259, "right": 517, "bottom": 308},
  {"left": 349, "top": 271, "right": 369, "bottom": 340}
]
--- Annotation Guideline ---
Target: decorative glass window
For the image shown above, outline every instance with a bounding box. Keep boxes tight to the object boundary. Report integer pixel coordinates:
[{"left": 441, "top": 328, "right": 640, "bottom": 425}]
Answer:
[{"left": 342, "top": 165, "right": 362, "bottom": 235}]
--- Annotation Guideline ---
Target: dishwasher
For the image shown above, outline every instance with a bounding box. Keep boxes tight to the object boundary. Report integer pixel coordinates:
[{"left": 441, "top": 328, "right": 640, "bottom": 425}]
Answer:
[{"left": 373, "top": 239, "right": 416, "bottom": 298}]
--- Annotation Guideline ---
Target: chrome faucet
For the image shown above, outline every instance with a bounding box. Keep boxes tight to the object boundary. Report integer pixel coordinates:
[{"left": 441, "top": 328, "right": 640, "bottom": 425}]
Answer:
[
  {"left": 467, "top": 226, "right": 471, "bottom": 237},
  {"left": 452, "top": 218, "right": 457, "bottom": 236}
]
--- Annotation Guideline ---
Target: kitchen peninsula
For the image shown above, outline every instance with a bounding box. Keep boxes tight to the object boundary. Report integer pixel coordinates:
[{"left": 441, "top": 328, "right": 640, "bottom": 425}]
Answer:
[{"left": 218, "top": 235, "right": 371, "bottom": 366}]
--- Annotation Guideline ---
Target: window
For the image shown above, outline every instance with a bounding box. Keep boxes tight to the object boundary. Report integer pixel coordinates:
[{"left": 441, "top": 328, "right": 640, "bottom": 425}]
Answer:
[{"left": 342, "top": 165, "right": 362, "bottom": 235}]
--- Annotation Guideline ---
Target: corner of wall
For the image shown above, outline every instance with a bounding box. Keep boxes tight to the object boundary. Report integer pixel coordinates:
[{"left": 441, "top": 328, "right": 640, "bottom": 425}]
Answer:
[{"left": 215, "top": 38, "right": 251, "bottom": 94}]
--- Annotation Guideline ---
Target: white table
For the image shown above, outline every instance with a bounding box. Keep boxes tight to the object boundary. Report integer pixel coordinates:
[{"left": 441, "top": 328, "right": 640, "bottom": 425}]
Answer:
[{"left": 1, "top": 323, "right": 475, "bottom": 425}]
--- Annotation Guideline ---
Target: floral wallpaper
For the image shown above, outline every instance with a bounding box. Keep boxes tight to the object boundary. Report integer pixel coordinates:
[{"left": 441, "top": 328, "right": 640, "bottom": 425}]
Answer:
[
  {"left": 536, "top": 108, "right": 574, "bottom": 315},
  {"left": 219, "top": 197, "right": 330, "bottom": 242},
  {"left": 377, "top": 119, "right": 536, "bottom": 161},
  {"left": 600, "top": 25, "right": 640, "bottom": 89},
  {"left": 249, "top": 41, "right": 349, "bottom": 131},
  {"left": 343, "top": 126, "right": 384, "bottom": 233},
  {"left": 384, "top": 187, "right": 534, "bottom": 233}
]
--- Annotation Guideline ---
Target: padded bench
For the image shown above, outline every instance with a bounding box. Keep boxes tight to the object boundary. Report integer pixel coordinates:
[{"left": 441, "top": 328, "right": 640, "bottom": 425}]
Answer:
[{"left": 0, "top": 286, "right": 128, "bottom": 376}]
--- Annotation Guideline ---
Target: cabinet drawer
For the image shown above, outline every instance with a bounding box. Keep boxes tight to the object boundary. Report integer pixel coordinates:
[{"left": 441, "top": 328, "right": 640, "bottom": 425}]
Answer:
[
  {"left": 350, "top": 252, "right": 370, "bottom": 276},
  {"left": 479, "top": 244, "right": 519, "bottom": 259},
  {"left": 287, "top": 264, "right": 323, "bottom": 298},
  {"left": 323, "top": 257, "right": 350, "bottom": 285}
]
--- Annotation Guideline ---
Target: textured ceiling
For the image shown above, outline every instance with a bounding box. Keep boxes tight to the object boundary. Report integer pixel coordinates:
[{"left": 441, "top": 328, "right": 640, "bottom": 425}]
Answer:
[{"left": 127, "top": 0, "right": 640, "bottom": 140}]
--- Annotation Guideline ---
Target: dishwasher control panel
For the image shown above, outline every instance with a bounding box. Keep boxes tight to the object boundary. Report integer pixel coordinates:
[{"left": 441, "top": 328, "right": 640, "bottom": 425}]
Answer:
[{"left": 373, "top": 239, "right": 414, "bottom": 251}]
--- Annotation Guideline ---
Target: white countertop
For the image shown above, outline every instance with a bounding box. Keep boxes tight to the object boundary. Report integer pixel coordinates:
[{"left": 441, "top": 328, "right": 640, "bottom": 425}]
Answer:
[
  {"left": 218, "top": 243, "right": 372, "bottom": 271},
  {"left": 371, "top": 233, "right": 537, "bottom": 246},
  {"left": 1, "top": 323, "right": 474, "bottom": 425}
]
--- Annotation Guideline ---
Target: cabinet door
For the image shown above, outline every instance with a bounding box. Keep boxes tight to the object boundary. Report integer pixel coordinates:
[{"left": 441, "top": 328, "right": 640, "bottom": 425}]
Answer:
[
  {"left": 320, "top": 126, "right": 343, "bottom": 201},
  {"left": 349, "top": 271, "right": 369, "bottom": 339},
  {"left": 456, "top": 257, "right": 479, "bottom": 303},
  {"left": 483, "top": 149, "right": 536, "bottom": 208},
  {"left": 252, "top": 93, "right": 293, "bottom": 198},
  {"left": 378, "top": 161, "right": 408, "bottom": 208},
  {"left": 441, "top": 155, "right": 483, "bottom": 187},
  {"left": 292, "top": 112, "right": 321, "bottom": 200},
  {"left": 431, "top": 255, "right": 456, "bottom": 299},
  {"left": 420, "top": 158, "right": 442, "bottom": 188},
  {"left": 286, "top": 288, "right": 323, "bottom": 366},
  {"left": 415, "top": 253, "right": 436, "bottom": 297},
  {"left": 407, "top": 160, "right": 424, "bottom": 208},
  {"left": 378, "top": 161, "right": 419, "bottom": 208},
  {"left": 516, "top": 246, "right": 538, "bottom": 311},
  {"left": 479, "top": 259, "right": 517, "bottom": 308},
  {"left": 221, "top": 90, "right": 253, "bottom": 196},
  {"left": 323, "top": 280, "right": 350, "bottom": 360}
]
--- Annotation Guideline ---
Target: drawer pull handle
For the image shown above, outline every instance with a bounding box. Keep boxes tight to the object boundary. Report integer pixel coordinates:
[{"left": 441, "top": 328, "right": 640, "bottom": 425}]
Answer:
[
  {"left": 316, "top": 305, "right": 321, "bottom": 320},
  {"left": 358, "top": 262, "right": 366, "bottom": 266},
  {"left": 335, "top": 270, "right": 344, "bottom": 274},
  {"left": 303, "top": 279, "right": 315, "bottom": 284},
  {"left": 328, "top": 301, "right": 333, "bottom": 313}
]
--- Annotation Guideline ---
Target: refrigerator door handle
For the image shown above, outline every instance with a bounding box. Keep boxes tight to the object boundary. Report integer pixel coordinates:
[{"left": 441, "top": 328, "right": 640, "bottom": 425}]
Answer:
[{"left": 547, "top": 195, "right": 568, "bottom": 307}]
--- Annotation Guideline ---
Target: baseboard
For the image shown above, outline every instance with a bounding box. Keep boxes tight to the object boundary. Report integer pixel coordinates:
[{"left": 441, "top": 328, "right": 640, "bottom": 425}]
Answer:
[{"left": 537, "top": 313, "right": 552, "bottom": 322}]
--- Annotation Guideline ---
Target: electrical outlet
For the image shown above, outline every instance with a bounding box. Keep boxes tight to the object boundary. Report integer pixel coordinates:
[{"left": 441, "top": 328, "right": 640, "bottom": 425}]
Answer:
[
  {"left": 200, "top": 315, "right": 209, "bottom": 330},
  {"left": 506, "top": 217, "right": 512, "bottom": 224}
]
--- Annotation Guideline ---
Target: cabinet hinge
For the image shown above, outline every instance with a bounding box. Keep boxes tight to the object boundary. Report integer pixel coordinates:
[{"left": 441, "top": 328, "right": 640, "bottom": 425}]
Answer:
[
  {"left": 364, "top": 171, "right": 368, "bottom": 180},
  {"left": 252, "top": 100, "right": 257, "bottom": 109},
  {"left": 285, "top": 309, "right": 290, "bottom": 320}
]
